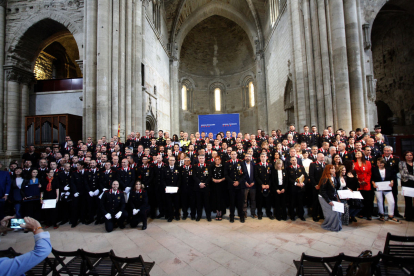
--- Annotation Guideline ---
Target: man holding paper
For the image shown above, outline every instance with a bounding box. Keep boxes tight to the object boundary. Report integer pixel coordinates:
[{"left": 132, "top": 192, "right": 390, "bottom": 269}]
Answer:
[
  {"left": 371, "top": 158, "right": 399, "bottom": 222},
  {"left": 162, "top": 156, "right": 181, "bottom": 222},
  {"left": 100, "top": 181, "right": 127, "bottom": 232}
]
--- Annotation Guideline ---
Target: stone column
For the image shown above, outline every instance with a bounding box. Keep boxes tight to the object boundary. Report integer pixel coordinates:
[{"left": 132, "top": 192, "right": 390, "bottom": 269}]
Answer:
[
  {"left": 344, "top": 0, "right": 365, "bottom": 129},
  {"left": 125, "top": 0, "right": 133, "bottom": 135},
  {"left": 119, "top": 0, "right": 126, "bottom": 136},
  {"left": 133, "top": 0, "right": 144, "bottom": 133},
  {"left": 256, "top": 52, "right": 268, "bottom": 130},
  {"left": 170, "top": 58, "right": 180, "bottom": 135},
  {"left": 0, "top": 1, "right": 5, "bottom": 152},
  {"left": 20, "top": 84, "right": 30, "bottom": 151},
  {"left": 317, "top": 0, "right": 333, "bottom": 129},
  {"left": 310, "top": 0, "right": 325, "bottom": 130},
  {"left": 111, "top": 0, "right": 120, "bottom": 137},
  {"left": 84, "top": 0, "right": 98, "bottom": 141},
  {"left": 303, "top": 0, "right": 318, "bottom": 127},
  {"left": 290, "top": 0, "right": 307, "bottom": 127},
  {"left": 329, "top": 0, "right": 352, "bottom": 132},
  {"left": 96, "top": 0, "right": 111, "bottom": 138}
]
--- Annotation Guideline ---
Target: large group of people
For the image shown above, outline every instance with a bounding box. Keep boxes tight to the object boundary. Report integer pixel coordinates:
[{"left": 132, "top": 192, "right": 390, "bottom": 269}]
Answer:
[{"left": 0, "top": 124, "right": 413, "bottom": 233}]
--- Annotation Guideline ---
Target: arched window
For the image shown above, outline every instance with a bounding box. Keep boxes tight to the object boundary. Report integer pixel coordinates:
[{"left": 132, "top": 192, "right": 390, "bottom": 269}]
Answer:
[
  {"left": 249, "top": 82, "right": 255, "bottom": 107},
  {"left": 182, "top": 85, "right": 187, "bottom": 110},
  {"left": 215, "top": 88, "right": 221, "bottom": 112}
]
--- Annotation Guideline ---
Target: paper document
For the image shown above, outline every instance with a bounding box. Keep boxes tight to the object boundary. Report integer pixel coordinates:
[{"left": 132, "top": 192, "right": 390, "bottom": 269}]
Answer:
[
  {"left": 166, "top": 186, "right": 178, "bottom": 193},
  {"left": 42, "top": 199, "right": 57, "bottom": 209},
  {"left": 332, "top": 201, "right": 344, "bottom": 213},
  {"left": 297, "top": 175, "right": 305, "bottom": 184},
  {"left": 402, "top": 187, "right": 414, "bottom": 197},
  {"left": 337, "top": 190, "right": 364, "bottom": 199},
  {"left": 376, "top": 181, "right": 392, "bottom": 191}
]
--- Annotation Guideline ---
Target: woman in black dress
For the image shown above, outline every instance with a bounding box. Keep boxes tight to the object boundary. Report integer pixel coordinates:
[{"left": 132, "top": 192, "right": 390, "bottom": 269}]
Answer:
[
  {"left": 399, "top": 151, "right": 414, "bottom": 221},
  {"left": 22, "top": 169, "right": 42, "bottom": 221},
  {"left": 343, "top": 161, "right": 361, "bottom": 223},
  {"left": 129, "top": 181, "right": 149, "bottom": 230},
  {"left": 211, "top": 156, "right": 226, "bottom": 220},
  {"left": 40, "top": 169, "right": 60, "bottom": 229}
]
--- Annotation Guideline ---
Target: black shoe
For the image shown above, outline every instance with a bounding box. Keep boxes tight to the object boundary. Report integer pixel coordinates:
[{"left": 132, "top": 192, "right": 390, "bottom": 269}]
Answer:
[
  {"left": 276, "top": 217, "right": 281, "bottom": 221},
  {"left": 269, "top": 215, "right": 275, "bottom": 220},
  {"left": 251, "top": 214, "right": 258, "bottom": 219},
  {"left": 94, "top": 220, "right": 100, "bottom": 225},
  {"left": 230, "top": 217, "right": 234, "bottom": 223},
  {"left": 119, "top": 224, "right": 125, "bottom": 229},
  {"left": 207, "top": 217, "right": 212, "bottom": 222},
  {"left": 300, "top": 217, "right": 306, "bottom": 221},
  {"left": 142, "top": 226, "right": 147, "bottom": 230},
  {"left": 258, "top": 215, "right": 262, "bottom": 220},
  {"left": 196, "top": 217, "right": 201, "bottom": 222},
  {"left": 167, "top": 218, "right": 173, "bottom": 222},
  {"left": 175, "top": 216, "right": 180, "bottom": 221},
  {"left": 84, "top": 220, "right": 92, "bottom": 225},
  {"left": 191, "top": 216, "right": 195, "bottom": 220},
  {"left": 291, "top": 217, "right": 296, "bottom": 221},
  {"left": 156, "top": 214, "right": 164, "bottom": 219},
  {"left": 150, "top": 215, "right": 155, "bottom": 219},
  {"left": 313, "top": 217, "right": 319, "bottom": 222},
  {"left": 367, "top": 217, "right": 372, "bottom": 220},
  {"left": 395, "top": 213, "right": 403, "bottom": 218},
  {"left": 59, "top": 220, "right": 68, "bottom": 226},
  {"left": 240, "top": 217, "right": 245, "bottom": 223},
  {"left": 71, "top": 224, "right": 77, "bottom": 228},
  {"left": 182, "top": 214, "right": 188, "bottom": 220}
]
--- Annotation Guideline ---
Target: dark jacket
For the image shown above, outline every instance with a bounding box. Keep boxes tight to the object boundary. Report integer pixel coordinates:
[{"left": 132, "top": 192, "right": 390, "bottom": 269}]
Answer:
[
  {"left": 192, "top": 164, "right": 211, "bottom": 191},
  {"left": 0, "top": 171, "right": 11, "bottom": 198},
  {"left": 100, "top": 190, "right": 126, "bottom": 215},
  {"left": 371, "top": 167, "right": 393, "bottom": 184},
  {"left": 319, "top": 178, "right": 339, "bottom": 204},
  {"left": 224, "top": 160, "right": 246, "bottom": 190},
  {"left": 129, "top": 190, "right": 149, "bottom": 212},
  {"left": 243, "top": 162, "right": 255, "bottom": 189},
  {"left": 271, "top": 168, "right": 287, "bottom": 191}
]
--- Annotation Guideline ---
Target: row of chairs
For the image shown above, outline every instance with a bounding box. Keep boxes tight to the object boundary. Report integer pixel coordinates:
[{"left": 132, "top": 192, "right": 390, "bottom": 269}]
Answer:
[
  {"left": 294, "top": 232, "right": 414, "bottom": 276},
  {"left": 0, "top": 248, "right": 155, "bottom": 276}
]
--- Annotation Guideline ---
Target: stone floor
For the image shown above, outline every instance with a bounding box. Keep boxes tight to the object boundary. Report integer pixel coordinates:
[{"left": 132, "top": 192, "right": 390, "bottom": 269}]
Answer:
[{"left": 1, "top": 214, "right": 413, "bottom": 276}]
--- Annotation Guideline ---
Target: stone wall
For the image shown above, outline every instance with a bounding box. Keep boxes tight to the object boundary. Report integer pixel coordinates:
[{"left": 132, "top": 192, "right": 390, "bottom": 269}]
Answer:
[{"left": 264, "top": 6, "right": 292, "bottom": 133}]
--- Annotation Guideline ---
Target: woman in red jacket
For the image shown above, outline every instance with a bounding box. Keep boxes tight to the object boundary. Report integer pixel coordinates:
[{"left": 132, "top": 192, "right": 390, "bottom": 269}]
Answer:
[{"left": 354, "top": 151, "right": 373, "bottom": 220}]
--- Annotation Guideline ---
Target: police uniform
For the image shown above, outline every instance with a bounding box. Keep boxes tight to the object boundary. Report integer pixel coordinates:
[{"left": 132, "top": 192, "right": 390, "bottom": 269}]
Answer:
[
  {"left": 300, "top": 133, "right": 314, "bottom": 147},
  {"left": 285, "top": 131, "right": 300, "bottom": 142},
  {"left": 139, "top": 164, "right": 155, "bottom": 218},
  {"left": 162, "top": 165, "right": 181, "bottom": 221},
  {"left": 100, "top": 169, "right": 117, "bottom": 191},
  {"left": 100, "top": 189, "right": 127, "bottom": 232},
  {"left": 192, "top": 163, "right": 211, "bottom": 221},
  {"left": 85, "top": 168, "right": 101, "bottom": 223},
  {"left": 236, "top": 149, "right": 246, "bottom": 161},
  {"left": 129, "top": 189, "right": 149, "bottom": 229},
  {"left": 117, "top": 167, "right": 135, "bottom": 191},
  {"left": 141, "top": 136, "right": 151, "bottom": 149},
  {"left": 151, "top": 163, "right": 165, "bottom": 218},
  {"left": 311, "top": 132, "right": 320, "bottom": 147},
  {"left": 211, "top": 164, "right": 226, "bottom": 215},
  {"left": 180, "top": 165, "right": 196, "bottom": 219},
  {"left": 338, "top": 151, "right": 353, "bottom": 163},
  {"left": 156, "top": 137, "right": 166, "bottom": 147},
  {"left": 224, "top": 159, "right": 246, "bottom": 222},
  {"left": 288, "top": 165, "right": 308, "bottom": 220},
  {"left": 70, "top": 169, "right": 87, "bottom": 226},
  {"left": 57, "top": 170, "right": 72, "bottom": 224},
  {"left": 255, "top": 162, "right": 274, "bottom": 219}
]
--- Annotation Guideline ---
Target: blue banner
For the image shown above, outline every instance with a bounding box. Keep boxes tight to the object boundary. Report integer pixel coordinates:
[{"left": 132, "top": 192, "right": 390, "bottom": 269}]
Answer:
[{"left": 198, "top": 114, "right": 240, "bottom": 137}]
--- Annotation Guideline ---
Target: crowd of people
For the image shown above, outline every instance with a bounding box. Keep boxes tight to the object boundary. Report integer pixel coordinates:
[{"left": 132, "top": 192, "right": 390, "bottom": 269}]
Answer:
[{"left": 0, "top": 124, "right": 413, "bottom": 233}]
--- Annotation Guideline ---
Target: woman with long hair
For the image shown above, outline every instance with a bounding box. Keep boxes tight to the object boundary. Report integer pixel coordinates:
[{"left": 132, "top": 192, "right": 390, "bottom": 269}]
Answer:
[
  {"left": 343, "top": 161, "right": 362, "bottom": 223},
  {"left": 22, "top": 169, "right": 42, "bottom": 222},
  {"left": 336, "top": 165, "right": 351, "bottom": 225},
  {"left": 129, "top": 181, "right": 149, "bottom": 230},
  {"left": 318, "top": 165, "right": 342, "bottom": 232},
  {"left": 372, "top": 158, "right": 399, "bottom": 223},
  {"left": 354, "top": 150, "right": 373, "bottom": 220},
  {"left": 272, "top": 159, "right": 287, "bottom": 221},
  {"left": 332, "top": 154, "right": 342, "bottom": 169},
  {"left": 399, "top": 151, "right": 414, "bottom": 221},
  {"left": 211, "top": 156, "right": 226, "bottom": 220}
]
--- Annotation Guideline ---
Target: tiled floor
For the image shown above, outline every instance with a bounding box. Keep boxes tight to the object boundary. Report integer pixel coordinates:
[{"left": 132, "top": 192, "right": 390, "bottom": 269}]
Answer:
[{"left": 1, "top": 214, "right": 413, "bottom": 276}]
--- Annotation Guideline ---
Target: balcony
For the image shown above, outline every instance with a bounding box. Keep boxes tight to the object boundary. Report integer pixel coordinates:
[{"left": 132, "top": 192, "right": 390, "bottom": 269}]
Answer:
[{"left": 34, "top": 78, "right": 83, "bottom": 93}]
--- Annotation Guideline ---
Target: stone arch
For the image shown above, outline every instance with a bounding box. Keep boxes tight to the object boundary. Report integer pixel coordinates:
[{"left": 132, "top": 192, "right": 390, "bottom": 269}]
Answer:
[
  {"left": 6, "top": 11, "right": 83, "bottom": 71},
  {"left": 146, "top": 114, "right": 157, "bottom": 132},
  {"left": 180, "top": 76, "right": 196, "bottom": 112},
  {"left": 240, "top": 72, "right": 255, "bottom": 108},
  {"left": 174, "top": 1, "right": 258, "bottom": 58}
]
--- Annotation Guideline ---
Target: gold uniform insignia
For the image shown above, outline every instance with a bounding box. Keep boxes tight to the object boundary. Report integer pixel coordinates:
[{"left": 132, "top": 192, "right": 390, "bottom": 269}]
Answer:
[{"left": 117, "top": 196, "right": 120, "bottom": 199}]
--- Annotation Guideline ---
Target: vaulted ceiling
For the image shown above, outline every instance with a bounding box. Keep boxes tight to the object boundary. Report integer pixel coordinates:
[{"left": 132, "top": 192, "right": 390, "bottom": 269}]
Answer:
[{"left": 163, "top": 0, "right": 267, "bottom": 50}]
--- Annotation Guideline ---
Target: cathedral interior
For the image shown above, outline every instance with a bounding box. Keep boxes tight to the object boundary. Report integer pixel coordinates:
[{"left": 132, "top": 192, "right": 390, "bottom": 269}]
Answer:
[{"left": 0, "top": 0, "right": 413, "bottom": 162}]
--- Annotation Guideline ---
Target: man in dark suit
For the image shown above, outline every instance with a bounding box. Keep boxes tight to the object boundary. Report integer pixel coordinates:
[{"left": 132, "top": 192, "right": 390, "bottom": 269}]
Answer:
[
  {"left": 0, "top": 170, "right": 11, "bottom": 220},
  {"left": 162, "top": 156, "right": 181, "bottom": 222},
  {"left": 151, "top": 156, "right": 164, "bottom": 219},
  {"left": 243, "top": 153, "right": 256, "bottom": 218},
  {"left": 70, "top": 162, "right": 87, "bottom": 227},
  {"left": 193, "top": 155, "right": 211, "bottom": 221},
  {"left": 117, "top": 158, "right": 135, "bottom": 193},
  {"left": 309, "top": 153, "right": 325, "bottom": 221},
  {"left": 180, "top": 157, "right": 196, "bottom": 220},
  {"left": 225, "top": 151, "right": 246, "bottom": 223}
]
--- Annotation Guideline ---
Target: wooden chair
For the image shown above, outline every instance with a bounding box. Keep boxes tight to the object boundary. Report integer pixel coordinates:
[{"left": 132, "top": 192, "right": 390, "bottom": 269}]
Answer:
[
  {"left": 0, "top": 247, "right": 19, "bottom": 258},
  {"left": 337, "top": 253, "right": 381, "bottom": 276},
  {"left": 25, "top": 256, "right": 56, "bottom": 276},
  {"left": 378, "top": 253, "right": 414, "bottom": 276},
  {"left": 383, "top": 232, "right": 414, "bottom": 258},
  {"left": 109, "top": 252, "right": 155, "bottom": 276},
  {"left": 81, "top": 249, "right": 114, "bottom": 276},
  {"left": 293, "top": 252, "right": 343, "bottom": 276},
  {"left": 51, "top": 248, "right": 84, "bottom": 276}
]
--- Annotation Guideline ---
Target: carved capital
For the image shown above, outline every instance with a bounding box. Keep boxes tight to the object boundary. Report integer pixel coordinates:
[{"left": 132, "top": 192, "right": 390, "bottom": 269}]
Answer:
[
  {"left": 4, "top": 65, "right": 35, "bottom": 85},
  {"left": 76, "top": 59, "right": 83, "bottom": 74}
]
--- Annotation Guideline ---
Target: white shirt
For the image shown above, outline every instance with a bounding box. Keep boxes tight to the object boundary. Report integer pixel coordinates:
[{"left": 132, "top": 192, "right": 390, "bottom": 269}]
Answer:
[
  {"left": 245, "top": 162, "right": 251, "bottom": 177},
  {"left": 16, "top": 177, "right": 23, "bottom": 189},
  {"left": 277, "top": 170, "right": 283, "bottom": 185},
  {"left": 379, "top": 168, "right": 386, "bottom": 181},
  {"left": 302, "top": 158, "right": 312, "bottom": 174}
]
